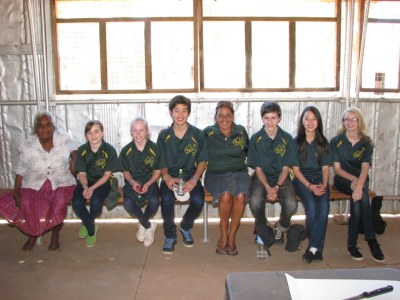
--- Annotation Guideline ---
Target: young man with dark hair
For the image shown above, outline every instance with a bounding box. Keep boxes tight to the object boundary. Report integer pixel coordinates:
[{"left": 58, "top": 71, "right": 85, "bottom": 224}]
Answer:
[
  {"left": 248, "top": 101, "right": 298, "bottom": 258},
  {"left": 157, "top": 95, "right": 208, "bottom": 254}
]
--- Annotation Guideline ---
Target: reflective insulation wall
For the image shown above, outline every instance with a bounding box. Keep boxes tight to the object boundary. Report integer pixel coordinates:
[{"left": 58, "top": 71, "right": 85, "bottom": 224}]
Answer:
[{"left": 1, "top": 1, "right": 399, "bottom": 219}]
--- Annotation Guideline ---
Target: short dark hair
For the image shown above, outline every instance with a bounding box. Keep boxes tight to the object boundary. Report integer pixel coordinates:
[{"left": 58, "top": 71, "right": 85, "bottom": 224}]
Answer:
[
  {"left": 260, "top": 102, "right": 281, "bottom": 118},
  {"left": 215, "top": 101, "right": 234, "bottom": 118},
  {"left": 169, "top": 95, "right": 191, "bottom": 114}
]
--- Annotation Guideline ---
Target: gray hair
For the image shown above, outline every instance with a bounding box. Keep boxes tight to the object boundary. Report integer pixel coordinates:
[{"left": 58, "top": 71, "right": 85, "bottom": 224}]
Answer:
[{"left": 33, "top": 111, "right": 56, "bottom": 135}]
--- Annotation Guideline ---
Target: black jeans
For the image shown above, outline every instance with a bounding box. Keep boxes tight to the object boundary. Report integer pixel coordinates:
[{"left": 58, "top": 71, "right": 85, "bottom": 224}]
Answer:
[{"left": 333, "top": 175, "right": 376, "bottom": 247}]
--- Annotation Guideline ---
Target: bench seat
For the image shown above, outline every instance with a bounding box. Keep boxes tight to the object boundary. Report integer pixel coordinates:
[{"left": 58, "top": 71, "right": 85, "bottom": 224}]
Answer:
[{"left": 0, "top": 186, "right": 377, "bottom": 242}]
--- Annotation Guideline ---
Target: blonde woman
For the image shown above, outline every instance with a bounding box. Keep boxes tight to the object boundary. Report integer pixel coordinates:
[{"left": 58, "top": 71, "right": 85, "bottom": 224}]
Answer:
[{"left": 330, "top": 107, "right": 385, "bottom": 262}]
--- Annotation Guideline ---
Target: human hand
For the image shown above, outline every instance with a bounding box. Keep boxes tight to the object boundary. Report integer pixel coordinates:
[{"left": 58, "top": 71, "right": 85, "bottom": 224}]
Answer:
[
  {"left": 352, "top": 187, "right": 362, "bottom": 201},
  {"left": 83, "top": 186, "right": 93, "bottom": 200},
  {"left": 312, "top": 183, "right": 326, "bottom": 196},
  {"left": 182, "top": 179, "right": 196, "bottom": 194},
  {"left": 266, "top": 188, "right": 278, "bottom": 202},
  {"left": 165, "top": 176, "right": 178, "bottom": 191},
  {"left": 137, "top": 182, "right": 149, "bottom": 194},
  {"left": 351, "top": 178, "right": 359, "bottom": 190}
]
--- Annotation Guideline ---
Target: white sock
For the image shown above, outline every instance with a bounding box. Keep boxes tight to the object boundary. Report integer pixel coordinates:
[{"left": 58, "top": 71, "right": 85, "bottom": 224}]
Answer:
[{"left": 309, "top": 247, "right": 318, "bottom": 255}]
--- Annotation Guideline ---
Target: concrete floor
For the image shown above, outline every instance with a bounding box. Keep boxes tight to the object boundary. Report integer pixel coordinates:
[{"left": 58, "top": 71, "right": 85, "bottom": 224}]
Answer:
[{"left": 1, "top": 216, "right": 399, "bottom": 300}]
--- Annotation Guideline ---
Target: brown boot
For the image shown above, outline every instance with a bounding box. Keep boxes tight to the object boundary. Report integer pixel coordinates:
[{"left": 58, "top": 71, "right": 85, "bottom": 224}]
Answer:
[
  {"left": 49, "top": 223, "right": 63, "bottom": 252},
  {"left": 22, "top": 236, "right": 37, "bottom": 252}
]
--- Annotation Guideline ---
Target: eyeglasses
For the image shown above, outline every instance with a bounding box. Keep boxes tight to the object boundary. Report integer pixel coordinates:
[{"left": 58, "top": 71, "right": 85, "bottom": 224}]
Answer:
[{"left": 343, "top": 118, "right": 359, "bottom": 123}]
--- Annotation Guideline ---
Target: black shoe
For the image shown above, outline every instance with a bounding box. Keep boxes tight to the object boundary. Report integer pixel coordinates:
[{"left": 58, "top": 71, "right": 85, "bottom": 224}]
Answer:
[
  {"left": 273, "top": 224, "right": 284, "bottom": 244},
  {"left": 348, "top": 246, "right": 364, "bottom": 261},
  {"left": 255, "top": 224, "right": 274, "bottom": 256},
  {"left": 368, "top": 239, "right": 385, "bottom": 263},
  {"left": 314, "top": 250, "right": 323, "bottom": 261},
  {"left": 302, "top": 249, "right": 314, "bottom": 264}
]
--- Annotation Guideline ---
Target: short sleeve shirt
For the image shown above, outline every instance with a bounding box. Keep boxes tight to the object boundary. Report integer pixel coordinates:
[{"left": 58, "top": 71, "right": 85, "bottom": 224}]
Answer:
[
  {"left": 287, "top": 138, "right": 332, "bottom": 181},
  {"left": 16, "top": 130, "right": 77, "bottom": 190},
  {"left": 203, "top": 123, "right": 249, "bottom": 174},
  {"left": 119, "top": 139, "right": 161, "bottom": 199},
  {"left": 75, "top": 140, "right": 120, "bottom": 184},
  {"left": 330, "top": 133, "right": 373, "bottom": 177},
  {"left": 157, "top": 123, "right": 208, "bottom": 179},
  {"left": 247, "top": 126, "right": 293, "bottom": 185}
]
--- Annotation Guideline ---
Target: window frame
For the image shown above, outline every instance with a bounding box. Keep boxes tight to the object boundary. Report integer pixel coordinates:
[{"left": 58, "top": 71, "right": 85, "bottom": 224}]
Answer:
[{"left": 50, "top": 0, "right": 347, "bottom": 95}]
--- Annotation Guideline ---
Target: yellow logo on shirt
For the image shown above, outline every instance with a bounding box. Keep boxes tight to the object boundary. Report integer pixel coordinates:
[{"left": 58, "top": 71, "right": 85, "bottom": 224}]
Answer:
[
  {"left": 184, "top": 143, "right": 197, "bottom": 156},
  {"left": 96, "top": 158, "right": 106, "bottom": 169},
  {"left": 144, "top": 156, "right": 155, "bottom": 167},
  {"left": 353, "top": 147, "right": 365, "bottom": 160},
  {"left": 275, "top": 144, "right": 286, "bottom": 157},
  {"left": 232, "top": 136, "right": 244, "bottom": 149}
]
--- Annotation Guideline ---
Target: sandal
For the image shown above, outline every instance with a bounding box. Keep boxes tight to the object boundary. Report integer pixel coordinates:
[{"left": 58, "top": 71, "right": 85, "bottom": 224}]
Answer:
[
  {"left": 227, "top": 245, "right": 238, "bottom": 256},
  {"left": 216, "top": 244, "right": 228, "bottom": 254}
]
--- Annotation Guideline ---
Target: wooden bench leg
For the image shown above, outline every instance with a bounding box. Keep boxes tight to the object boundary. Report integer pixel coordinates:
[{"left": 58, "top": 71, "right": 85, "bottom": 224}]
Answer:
[
  {"left": 201, "top": 203, "right": 211, "bottom": 242},
  {"left": 333, "top": 199, "right": 350, "bottom": 225}
]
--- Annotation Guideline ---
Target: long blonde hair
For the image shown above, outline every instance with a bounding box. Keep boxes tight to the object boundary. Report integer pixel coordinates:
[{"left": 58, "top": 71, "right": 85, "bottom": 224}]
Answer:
[{"left": 338, "top": 107, "right": 373, "bottom": 145}]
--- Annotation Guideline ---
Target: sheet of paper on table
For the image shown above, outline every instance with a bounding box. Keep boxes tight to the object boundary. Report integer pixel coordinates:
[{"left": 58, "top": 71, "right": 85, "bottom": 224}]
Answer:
[{"left": 285, "top": 273, "right": 399, "bottom": 300}]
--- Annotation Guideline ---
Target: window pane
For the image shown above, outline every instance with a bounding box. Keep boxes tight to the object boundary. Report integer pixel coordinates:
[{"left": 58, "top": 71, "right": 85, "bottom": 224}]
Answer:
[
  {"left": 151, "top": 22, "right": 194, "bottom": 89},
  {"left": 203, "top": 22, "right": 245, "bottom": 88},
  {"left": 203, "top": 0, "right": 336, "bottom": 18},
  {"left": 107, "top": 22, "right": 146, "bottom": 90},
  {"left": 296, "top": 22, "right": 336, "bottom": 88},
  {"left": 56, "top": 0, "right": 193, "bottom": 18},
  {"left": 362, "top": 23, "right": 400, "bottom": 89},
  {"left": 57, "top": 23, "right": 100, "bottom": 90},
  {"left": 369, "top": 2, "right": 400, "bottom": 19},
  {"left": 252, "top": 22, "right": 289, "bottom": 88}
]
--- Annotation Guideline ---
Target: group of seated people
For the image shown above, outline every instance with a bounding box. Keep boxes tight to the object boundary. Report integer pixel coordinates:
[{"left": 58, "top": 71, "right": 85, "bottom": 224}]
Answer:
[{"left": 0, "top": 95, "right": 385, "bottom": 264}]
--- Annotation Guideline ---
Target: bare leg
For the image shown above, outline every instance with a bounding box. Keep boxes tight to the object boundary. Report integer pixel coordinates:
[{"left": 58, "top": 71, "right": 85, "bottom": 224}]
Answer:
[
  {"left": 49, "top": 223, "right": 63, "bottom": 251},
  {"left": 217, "top": 192, "right": 233, "bottom": 252},
  {"left": 227, "top": 193, "right": 246, "bottom": 252},
  {"left": 22, "top": 236, "right": 38, "bottom": 252}
]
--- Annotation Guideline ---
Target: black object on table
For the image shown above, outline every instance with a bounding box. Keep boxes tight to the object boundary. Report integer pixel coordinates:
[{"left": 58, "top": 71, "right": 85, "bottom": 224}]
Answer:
[{"left": 225, "top": 268, "right": 400, "bottom": 300}]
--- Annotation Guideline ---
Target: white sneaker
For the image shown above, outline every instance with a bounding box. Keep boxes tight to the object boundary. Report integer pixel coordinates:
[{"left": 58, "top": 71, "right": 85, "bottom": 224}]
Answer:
[
  {"left": 143, "top": 222, "right": 157, "bottom": 247},
  {"left": 136, "top": 223, "right": 146, "bottom": 242}
]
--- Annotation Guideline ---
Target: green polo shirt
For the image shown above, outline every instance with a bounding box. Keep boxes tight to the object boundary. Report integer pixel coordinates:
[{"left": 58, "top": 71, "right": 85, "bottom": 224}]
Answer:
[
  {"left": 203, "top": 123, "right": 249, "bottom": 174},
  {"left": 75, "top": 140, "right": 120, "bottom": 185},
  {"left": 157, "top": 123, "right": 208, "bottom": 179},
  {"left": 330, "top": 133, "right": 373, "bottom": 177},
  {"left": 287, "top": 139, "right": 332, "bottom": 181},
  {"left": 120, "top": 139, "right": 161, "bottom": 199},
  {"left": 247, "top": 126, "right": 293, "bottom": 185}
]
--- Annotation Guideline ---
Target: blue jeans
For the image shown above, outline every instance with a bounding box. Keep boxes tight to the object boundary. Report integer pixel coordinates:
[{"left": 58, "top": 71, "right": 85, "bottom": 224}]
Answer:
[
  {"left": 293, "top": 178, "right": 329, "bottom": 251},
  {"left": 72, "top": 182, "right": 110, "bottom": 236},
  {"left": 160, "top": 179, "right": 204, "bottom": 239},
  {"left": 249, "top": 176, "right": 297, "bottom": 232},
  {"left": 333, "top": 175, "right": 375, "bottom": 247},
  {"left": 124, "top": 183, "right": 160, "bottom": 229}
]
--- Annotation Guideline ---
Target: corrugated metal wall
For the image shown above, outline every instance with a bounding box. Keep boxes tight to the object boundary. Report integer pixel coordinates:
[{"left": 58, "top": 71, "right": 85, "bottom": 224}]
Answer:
[{"left": 1, "top": 1, "right": 399, "bottom": 219}]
